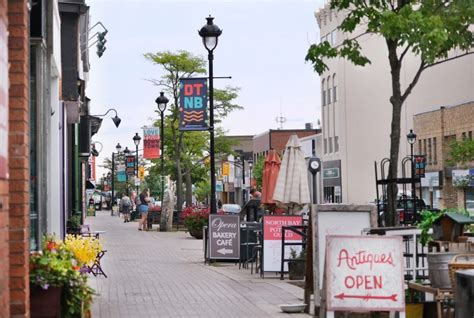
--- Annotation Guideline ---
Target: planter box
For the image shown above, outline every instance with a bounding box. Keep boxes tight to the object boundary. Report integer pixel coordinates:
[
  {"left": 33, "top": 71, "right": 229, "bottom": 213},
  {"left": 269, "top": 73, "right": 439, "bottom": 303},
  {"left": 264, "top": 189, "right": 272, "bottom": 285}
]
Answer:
[{"left": 30, "top": 285, "right": 62, "bottom": 318}]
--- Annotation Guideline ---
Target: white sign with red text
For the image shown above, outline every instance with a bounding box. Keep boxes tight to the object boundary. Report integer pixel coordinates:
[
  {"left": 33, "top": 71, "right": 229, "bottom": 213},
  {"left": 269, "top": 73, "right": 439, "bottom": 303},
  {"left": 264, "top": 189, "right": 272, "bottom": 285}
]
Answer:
[
  {"left": 326, "top": 235, "right": 405, "bottom": 312},
  {"left": 263, "top": 216, "right": 303, "bottom": 272}
]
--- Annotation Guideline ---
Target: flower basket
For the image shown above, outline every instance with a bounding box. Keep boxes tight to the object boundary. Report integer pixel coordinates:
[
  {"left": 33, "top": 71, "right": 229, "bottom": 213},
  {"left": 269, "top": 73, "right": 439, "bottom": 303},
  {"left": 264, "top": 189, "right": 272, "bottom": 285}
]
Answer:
[
  {"left": 30, "top": 285, "right": 62, "bottom": 318},
  {"left": 182, "top": 206, "right": 210, "bottom": 239}
]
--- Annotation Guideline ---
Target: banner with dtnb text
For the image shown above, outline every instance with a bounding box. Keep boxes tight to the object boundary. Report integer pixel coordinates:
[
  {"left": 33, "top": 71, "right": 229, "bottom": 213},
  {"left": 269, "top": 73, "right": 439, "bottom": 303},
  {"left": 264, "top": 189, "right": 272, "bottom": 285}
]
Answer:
[
  {"left": 143, "top": 127, "right": 160, "bottom": 159},
  {"left": 179, "top": 78, "right": 208, "bottom": 131}
]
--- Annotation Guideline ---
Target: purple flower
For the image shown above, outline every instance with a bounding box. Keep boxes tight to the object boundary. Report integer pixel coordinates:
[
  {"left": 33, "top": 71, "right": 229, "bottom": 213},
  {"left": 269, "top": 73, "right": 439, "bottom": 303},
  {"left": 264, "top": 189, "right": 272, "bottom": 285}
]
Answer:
[{"left": 41, "top": 283, "right": 49, "bottom": 290}]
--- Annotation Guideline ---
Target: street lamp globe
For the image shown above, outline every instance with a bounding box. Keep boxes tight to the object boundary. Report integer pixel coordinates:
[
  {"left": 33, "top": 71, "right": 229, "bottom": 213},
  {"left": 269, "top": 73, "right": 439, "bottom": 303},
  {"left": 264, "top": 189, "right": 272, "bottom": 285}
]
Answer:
[
  {"left": 123, "top": 147, "right": 131, "bottom": 155},
  {"left": 115, "top": 143, "right": 122, "bottom": 153},
  {"left": 407, "top": 129, "right": 417, "bottom": 145},
  {"left": 198, "top": 16, "right": 222, "bottom": 52},
  {"left": 155, "top": 92, "right": 169, "bottom": 112},
  {"left": 133, "top": 132, "right": 141, "bottom": 146}
]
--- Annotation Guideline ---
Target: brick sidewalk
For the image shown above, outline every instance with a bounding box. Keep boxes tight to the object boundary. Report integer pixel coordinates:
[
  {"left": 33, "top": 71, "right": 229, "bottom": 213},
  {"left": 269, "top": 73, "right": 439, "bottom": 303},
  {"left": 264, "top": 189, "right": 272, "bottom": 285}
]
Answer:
[{"left": 86, "top": 210, "right": 309, "bottom": 317}]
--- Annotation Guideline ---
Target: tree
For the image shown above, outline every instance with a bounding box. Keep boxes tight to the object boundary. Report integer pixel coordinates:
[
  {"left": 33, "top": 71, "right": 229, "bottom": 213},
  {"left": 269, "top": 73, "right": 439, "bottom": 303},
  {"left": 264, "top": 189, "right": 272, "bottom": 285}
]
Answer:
[
  {"left": 252, "top": 156, "right": 265, "bottom": 191},
  {"left": 447, "top": 138, "right": 474, "bottom": 168},
  {"left": 306, "top": 0, "right": 474, "bottom": 226},
  {"left": 144, "top": 50, "right": 242, "bottom": 223}
]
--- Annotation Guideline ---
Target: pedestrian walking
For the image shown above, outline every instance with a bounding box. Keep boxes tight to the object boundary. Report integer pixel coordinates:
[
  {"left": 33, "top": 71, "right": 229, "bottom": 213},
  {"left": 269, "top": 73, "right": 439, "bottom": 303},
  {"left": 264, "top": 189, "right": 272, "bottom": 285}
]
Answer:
[
  {"left": 120, "top": 194, "right": 131, "bottom": 223},
  {"left": 137, "top": 188, "right": 150, "bottom": 231}
]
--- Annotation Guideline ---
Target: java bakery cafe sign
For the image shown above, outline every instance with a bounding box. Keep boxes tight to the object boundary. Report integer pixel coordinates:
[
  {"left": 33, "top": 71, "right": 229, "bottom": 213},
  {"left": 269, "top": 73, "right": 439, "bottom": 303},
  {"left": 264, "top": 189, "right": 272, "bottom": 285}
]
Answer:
[{"left": 325, "top": 236, "right": 404, "bottom": 312}]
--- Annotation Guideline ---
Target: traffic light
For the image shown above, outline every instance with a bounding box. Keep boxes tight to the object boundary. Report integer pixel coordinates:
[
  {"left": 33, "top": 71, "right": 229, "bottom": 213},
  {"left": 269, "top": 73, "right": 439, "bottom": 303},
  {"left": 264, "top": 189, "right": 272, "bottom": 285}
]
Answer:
[{"left": 96, "top": 31, "right": 107, "bottom": 58}]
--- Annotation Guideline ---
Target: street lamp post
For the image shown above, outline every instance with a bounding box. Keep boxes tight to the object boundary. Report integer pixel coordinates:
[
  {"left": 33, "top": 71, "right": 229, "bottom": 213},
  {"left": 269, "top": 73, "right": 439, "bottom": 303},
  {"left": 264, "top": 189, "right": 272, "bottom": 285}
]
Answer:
[
  {"left": 248, "top": 159, "right": 253, "bottom": 190},
  {"left": 155, "top": 92, "right": 169, "bottom": 209},
  {"left": 133, "top": 133, "right": 141, "bottom": 196},
  {"left": 199, "top": 15, "right": 222, "bottom": 214},
  {"left": 111, "top": 142, "right": 122, "bottom": 207},
  {"left": 407, "top": 129, "right": 417, "bottom": 219}
]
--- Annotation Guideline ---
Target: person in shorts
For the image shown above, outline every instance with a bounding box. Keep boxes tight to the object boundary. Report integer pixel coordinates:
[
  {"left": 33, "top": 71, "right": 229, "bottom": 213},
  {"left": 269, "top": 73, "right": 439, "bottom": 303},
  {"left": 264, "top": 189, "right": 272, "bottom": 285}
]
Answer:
[
  {"left": 138, "top": 189, "right": 150, "bottom": 231},
  {"left": 120, "top": 194, "right": 131, "bottom": 223}
]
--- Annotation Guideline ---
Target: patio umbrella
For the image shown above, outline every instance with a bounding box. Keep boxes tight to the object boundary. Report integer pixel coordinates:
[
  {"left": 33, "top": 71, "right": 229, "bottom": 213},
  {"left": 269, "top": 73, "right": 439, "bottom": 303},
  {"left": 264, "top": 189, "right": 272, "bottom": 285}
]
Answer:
[
  {"left": 261, "top": 149, "right": 281, "bottom": 204},
  {"left": 272, "top": 134, "right": 311, "bottom": 211}
]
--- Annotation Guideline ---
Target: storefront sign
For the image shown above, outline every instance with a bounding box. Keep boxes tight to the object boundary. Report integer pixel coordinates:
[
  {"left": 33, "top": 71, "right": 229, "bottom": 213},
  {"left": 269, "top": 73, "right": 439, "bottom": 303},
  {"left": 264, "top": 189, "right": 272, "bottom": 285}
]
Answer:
[
  {"left": 421, "top": 171, "right": 441, "bottom": 188},
  {"left": 263, "top": 215, "right": 303, "bottom": 272},
  {"left": 209, "top": 215, "right": 240, "bottom": 260},
  {"left": 143, "top": 127, "right": 160, "bottom": 159},
  {"left": 323, "top": 168, "right": 340, "bottom": 179},
  {"left": 216, "top": 181, "right": 223, "bottom": 192},
  {"left": 179, "top": 78, "right": 208, "bottom": 131},
  {"left": 326, "top": 235, "right": 404, "bottom": 312},
  {"left": 126, "top": 155, "right": 135, "bottom": 176},
  {"left": 0, "top": 20, "right": 8, "bottom": 179}
]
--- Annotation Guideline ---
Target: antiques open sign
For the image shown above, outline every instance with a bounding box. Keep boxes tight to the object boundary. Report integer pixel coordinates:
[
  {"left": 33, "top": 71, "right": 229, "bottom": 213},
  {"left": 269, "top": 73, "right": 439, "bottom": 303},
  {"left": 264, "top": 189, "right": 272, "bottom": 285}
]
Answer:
[
  {"left": 325, "top": 235, "right": 404, "bottom": 312},
  {"left": 179, "top": 78, "right": 208, "bottom": 131}
]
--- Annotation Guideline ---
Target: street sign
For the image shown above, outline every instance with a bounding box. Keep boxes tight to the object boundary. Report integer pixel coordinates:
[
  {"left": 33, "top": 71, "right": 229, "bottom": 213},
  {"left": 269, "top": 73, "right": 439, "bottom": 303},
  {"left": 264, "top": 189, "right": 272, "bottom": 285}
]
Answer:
[
  {"left": 325, "top": 235, "right": 404, "bottom": 312},
  {"left": 263, "top": 215, "right": 303, "bottom": 272},
  {"left": 134, "top": 177, "right": 140, "bottom": 186},
  {"left": 138, "top": 166, "right": 145, "bottom": 180},
  {"left": 179, "top": 78, "right": 208, "bottom": 131},
  {"left": 209, "top": 215, "right": 240, "bottom": 260},
  {"left": 222, "top": 162, "right": 230, "bottom": 176},
  {"left": 323, "top": 167, "right": 340, "bottom": 179}
]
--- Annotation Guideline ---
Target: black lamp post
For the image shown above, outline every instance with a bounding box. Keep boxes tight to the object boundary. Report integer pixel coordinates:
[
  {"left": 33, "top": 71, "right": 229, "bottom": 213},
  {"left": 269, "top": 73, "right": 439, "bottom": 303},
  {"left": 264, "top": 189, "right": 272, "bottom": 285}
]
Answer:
[
  {"left": 199, "top": 15, "right": 222, "bottom": 214},
  {"left": 133, "top": 133, "right": 141, "bottom": 196},
  {"left": 111, "top": 142, "right": 122, "bottom": 207},
  {"left": 248, "top": 159, "right": 253, "bottom": 190},
  {"left": 123, "top": 147, "right": 131, "bottom": 196},
  {"left": 155, "top": 92, "right": 169, "bottom": 208},
  {"left": 407, "top": 129, "right": 417, "bottom": 218}
]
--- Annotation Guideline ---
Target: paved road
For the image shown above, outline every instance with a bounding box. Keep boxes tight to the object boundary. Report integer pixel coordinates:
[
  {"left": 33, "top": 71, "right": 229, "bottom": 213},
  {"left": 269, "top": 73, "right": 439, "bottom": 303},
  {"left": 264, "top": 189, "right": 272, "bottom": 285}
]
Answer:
[{"left": 86, "top": 210, "right": 308, "bottom": 318}]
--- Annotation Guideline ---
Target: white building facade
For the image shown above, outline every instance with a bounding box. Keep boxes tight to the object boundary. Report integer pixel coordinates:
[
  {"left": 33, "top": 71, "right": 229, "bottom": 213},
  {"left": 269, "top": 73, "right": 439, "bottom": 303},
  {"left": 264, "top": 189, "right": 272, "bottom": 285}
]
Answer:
[{"left": 315, "top": 4, "right": 474, "bottom": 205}]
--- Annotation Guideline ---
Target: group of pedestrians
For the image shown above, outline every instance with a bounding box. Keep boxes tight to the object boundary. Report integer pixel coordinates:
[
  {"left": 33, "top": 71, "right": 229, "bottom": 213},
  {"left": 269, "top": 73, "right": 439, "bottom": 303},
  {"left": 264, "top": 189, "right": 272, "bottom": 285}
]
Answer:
[{"left": 118, "top": 188, "right": 151, "bottom": 231}]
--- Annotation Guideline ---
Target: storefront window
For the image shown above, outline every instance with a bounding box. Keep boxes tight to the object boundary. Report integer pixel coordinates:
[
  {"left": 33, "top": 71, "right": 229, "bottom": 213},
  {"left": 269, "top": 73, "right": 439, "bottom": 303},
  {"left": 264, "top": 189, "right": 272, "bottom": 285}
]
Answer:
[
  {"left": 466, "top": 188, "right": 474, "bottom": 216},
  {"left": 30, "top": 47, "right": 39, "bottom": 250}
]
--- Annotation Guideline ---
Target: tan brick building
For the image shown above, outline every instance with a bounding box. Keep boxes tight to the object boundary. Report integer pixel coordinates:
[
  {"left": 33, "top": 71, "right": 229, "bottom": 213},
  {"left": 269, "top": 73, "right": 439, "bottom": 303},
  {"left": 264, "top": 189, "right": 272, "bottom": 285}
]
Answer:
[{"left": 414, "top": 101, "right": 474, "bottom": 212}]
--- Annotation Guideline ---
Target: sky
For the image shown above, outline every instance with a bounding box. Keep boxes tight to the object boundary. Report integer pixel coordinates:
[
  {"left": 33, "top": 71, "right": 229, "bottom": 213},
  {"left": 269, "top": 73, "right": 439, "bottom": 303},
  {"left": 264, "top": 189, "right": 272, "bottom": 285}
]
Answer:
[{"left": 86, "top": 0, "right": 326, "bottom": 177}]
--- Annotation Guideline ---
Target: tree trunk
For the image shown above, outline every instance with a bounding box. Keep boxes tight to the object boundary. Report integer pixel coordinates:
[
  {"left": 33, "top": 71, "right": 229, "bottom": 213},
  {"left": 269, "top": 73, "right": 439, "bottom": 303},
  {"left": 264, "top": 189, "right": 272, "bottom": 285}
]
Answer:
[
  {"left": 176, "top": 158, "right": 183, "bottom": 223},
  {"left": 185, "top": 171, "right": 193, "bottom": 207},
  {"left": 385, "top": 40, "right": 403, "bottom": 227}
]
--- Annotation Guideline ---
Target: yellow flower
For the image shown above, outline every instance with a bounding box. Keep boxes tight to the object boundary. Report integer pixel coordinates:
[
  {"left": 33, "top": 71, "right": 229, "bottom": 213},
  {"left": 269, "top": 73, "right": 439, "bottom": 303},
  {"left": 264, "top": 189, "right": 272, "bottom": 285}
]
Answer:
[{"left": 64, "top": 235, "right": 103, "bottom": 266}]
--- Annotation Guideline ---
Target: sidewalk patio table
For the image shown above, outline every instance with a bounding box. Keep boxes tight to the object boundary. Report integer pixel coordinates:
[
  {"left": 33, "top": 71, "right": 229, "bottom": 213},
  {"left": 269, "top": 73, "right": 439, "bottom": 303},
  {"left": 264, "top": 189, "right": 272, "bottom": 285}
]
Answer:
[{"left": 82, "top": 230, "right": 106, "bottom": 239}]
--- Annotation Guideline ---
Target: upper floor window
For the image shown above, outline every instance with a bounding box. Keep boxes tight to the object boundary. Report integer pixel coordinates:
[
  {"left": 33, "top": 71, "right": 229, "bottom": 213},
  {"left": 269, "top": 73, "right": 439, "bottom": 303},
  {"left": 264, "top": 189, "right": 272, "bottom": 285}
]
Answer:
[
  {"left": 324, "top": 138, "right": 327, "bottom": 154},
  {"left": 327, "top": 76, "right": 331, "bottom": 104},
  {"left": 332, "top": 74, "right": 337, "bottom": 102},
  {"left": 331, "top": 29, "right": 337, "bottom": 46},
  {"left": 321, "top": 79, "right": 326, "bottom": 106}
]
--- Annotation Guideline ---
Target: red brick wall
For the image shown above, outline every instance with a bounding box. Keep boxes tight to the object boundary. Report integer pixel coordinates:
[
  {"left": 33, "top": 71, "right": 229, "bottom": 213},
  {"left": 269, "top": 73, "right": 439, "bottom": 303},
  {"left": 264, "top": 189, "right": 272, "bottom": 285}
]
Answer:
[
  {"left": 8, "top": 0, "right": 30, "bottom": 317},
  {"left": 0, "top": 0, "right": 9, "bottom": 316}
]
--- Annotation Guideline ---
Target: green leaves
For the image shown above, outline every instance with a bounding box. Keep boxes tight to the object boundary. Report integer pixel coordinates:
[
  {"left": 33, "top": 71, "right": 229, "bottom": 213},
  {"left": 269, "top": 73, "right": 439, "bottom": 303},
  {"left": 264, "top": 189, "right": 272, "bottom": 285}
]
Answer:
[{"left": 447, "top": 138, "right": 474, "bottom": 168}]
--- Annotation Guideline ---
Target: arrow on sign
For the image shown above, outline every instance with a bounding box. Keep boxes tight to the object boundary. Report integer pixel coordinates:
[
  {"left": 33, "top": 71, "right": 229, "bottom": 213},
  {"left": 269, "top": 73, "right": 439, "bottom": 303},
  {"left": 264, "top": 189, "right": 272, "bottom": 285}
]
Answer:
[
  {"left": 217, "top": 248, "right": 233, "bottom": 255},
  {"left": 335, "top": 293, "right": 398, "bottom": 302}
]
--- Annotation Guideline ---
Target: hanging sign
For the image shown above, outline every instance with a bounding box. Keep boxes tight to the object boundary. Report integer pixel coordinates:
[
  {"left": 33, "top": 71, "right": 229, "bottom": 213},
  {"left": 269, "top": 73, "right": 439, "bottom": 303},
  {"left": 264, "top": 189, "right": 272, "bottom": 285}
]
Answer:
[
  {"left": 263, "top": 215, "right": 303, "bottom": 272},
  {"left": 179, "top": 78, "right": 208, "bottom": 131},
  {"left": 138, "top": 166, "right": 145, "bottom": 180},
  {"left": 414, "top": 155, "right": 426, "bottom": 178},
  {"left": 126, "top": 155, "right": 135, "bottom": 176},
  {"left": 117, "top": 171, "right": 126, "bottom": 182},
  {"left": 143, "top": 127, "right": 160, "bottom": 159},
  {"left": 325, "top": 235, "right": 404, "bottom": 312}
]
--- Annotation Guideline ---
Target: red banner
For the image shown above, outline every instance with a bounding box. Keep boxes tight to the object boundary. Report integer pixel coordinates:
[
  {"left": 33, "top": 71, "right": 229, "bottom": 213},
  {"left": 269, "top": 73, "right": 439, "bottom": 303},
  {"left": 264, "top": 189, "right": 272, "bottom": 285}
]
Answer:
[{"left": 143, "top": 127, "right": 160, "bottom": 159}]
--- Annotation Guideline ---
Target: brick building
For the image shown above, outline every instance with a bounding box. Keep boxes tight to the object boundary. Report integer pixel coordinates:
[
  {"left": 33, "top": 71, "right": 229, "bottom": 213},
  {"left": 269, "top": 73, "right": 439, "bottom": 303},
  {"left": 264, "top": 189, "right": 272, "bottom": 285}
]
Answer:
[
  {"left": 0, "top": 0, "right": 31, "bottom": 317},
  {"left": 414, "top": 101, "right": 474, "bottom": 212}
]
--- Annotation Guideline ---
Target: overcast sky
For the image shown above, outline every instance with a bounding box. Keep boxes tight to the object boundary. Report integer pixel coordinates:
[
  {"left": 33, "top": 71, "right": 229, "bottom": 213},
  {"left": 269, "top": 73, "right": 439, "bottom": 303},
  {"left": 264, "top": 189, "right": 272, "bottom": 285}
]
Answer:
[{"left": 86, "top": 0, "right": 325, "bottom": 177}]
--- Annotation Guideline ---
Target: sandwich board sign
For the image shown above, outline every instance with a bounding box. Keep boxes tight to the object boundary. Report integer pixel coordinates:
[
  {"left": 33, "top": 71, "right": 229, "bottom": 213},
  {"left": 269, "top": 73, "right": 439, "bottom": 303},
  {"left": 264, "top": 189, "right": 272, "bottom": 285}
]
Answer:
[
  {"left": 325, "top": 235, "right": 405, "bottom": 312},
  {"left": 208, "top": 215, "right": 240, "bottom": 260}
]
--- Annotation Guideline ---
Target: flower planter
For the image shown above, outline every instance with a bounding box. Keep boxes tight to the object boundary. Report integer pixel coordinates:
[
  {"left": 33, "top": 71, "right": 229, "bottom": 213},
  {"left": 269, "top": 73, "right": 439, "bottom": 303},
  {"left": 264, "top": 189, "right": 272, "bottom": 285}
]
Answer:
[
  {"left": 288, "top": 259, "right": 305, "bottom": 280},
  {"left": 427, "top": 251, "right": 460, "bottom": 288},
  {"left": 30, "top": 284, "right": 62, "bottom": 318},
  {"left": 189, "top": 227, "right": 204, "bottom": 239}
]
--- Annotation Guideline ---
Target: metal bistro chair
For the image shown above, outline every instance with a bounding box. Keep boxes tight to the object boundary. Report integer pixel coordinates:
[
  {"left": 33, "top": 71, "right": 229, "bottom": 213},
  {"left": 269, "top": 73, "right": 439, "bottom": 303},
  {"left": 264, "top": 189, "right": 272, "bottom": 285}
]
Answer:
[
  {"left": 87, "top": 250, "right": 107, "bottom": 278},
  {"left": 239, "top": 222, "right": 262, "bottom": 269}
]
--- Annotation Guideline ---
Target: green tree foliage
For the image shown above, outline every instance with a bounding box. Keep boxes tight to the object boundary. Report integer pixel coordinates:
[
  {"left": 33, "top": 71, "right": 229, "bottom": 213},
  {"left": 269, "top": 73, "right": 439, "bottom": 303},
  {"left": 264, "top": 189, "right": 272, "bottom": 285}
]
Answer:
[
  {"left": 306, "top": 0, "right": 474, "bottom": 226},
  {"left": 194, "top": 180, "right": 211, "bottom": 203},
  {"left": 144, "top": 50, "right": 242, "bottom": 212},
  {"left": 252, "top": 156, "right": 265, "bottom": 191},
  {"left": 447, "top": 138, "right": 474, "bottom": 168}
]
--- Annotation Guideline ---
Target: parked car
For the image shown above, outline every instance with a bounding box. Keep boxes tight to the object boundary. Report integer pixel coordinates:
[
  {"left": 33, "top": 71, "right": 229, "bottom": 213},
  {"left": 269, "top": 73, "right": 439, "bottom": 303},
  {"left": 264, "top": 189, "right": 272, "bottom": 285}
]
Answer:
[{"left": 220, "top": 204, "right": 242, "bottom": 215}]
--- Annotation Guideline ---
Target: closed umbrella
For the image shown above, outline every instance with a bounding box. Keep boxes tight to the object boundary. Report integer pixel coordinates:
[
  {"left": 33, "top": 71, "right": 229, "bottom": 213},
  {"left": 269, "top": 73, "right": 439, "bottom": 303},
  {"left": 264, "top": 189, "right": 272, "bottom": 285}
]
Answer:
[
  {"left": 272, "top": 134, "right": 311, "bottom": 211},
  {"left": 261, "top": 149, "right": 281, "bottom": 204}
]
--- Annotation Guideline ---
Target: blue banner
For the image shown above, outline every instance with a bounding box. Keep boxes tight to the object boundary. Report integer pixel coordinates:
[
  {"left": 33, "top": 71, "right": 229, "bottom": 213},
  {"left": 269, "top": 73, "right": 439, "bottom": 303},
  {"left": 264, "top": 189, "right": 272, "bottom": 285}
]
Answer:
[
  {"left": 179, "top": 78, "right": 208, "bottom": 131},
  {"left": 117, "top": 171, "right": 126, "bottom": 182}
]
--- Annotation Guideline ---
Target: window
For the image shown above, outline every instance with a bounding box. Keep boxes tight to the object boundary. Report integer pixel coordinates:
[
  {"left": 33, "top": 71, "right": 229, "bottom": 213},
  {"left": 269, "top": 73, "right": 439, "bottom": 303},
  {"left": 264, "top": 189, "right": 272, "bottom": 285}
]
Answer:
[
  {"left": 332, "top": 74, "right": 337, "bottom": 102},
  {"left": 423, "top": 139, "right": 427, "bottom": 158},
  {"left": 469, "top": 131, "right": 473, "bottom": 140},
  {"left": 335, "top": 136, "right": 339, "bottom": 152},
  {"left": 433, "top": 137, "right": 437, "bottom": 164},
  {"left": 418, "top": 140, "right": 423, "bottom": 155},
  {"left": 327, "top": 87, "right": 332, "bottom": 104},
  {"left": 329, "top": 137, "right": 333, "bottom": 153},
  {"left": 427, "top": 138, "right": 432, "bottom": 164},
  {"left": 462, "top": 132, "right": 467, "bottom": 140},
  {"left": 331, "top": 29, "right": 337, "bottom": 46},
  {"left": 324, "top": 138, "right": 327, "bottom": 154},
  {"left": 322, "top": 79, "right": 326, "bottom": 106},
  {"left": 327, "top": 77, "right": 331, "bottom": 104}
]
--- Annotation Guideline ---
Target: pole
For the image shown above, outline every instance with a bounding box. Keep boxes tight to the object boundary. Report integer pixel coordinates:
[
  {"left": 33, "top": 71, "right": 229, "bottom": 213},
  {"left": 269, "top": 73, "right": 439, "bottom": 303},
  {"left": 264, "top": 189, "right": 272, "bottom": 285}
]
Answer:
[
  {"left": 241, "top": 157, "right": 246, "bottom": 205},
  {"left": 209, "top": 51, "right": 217, "bottom": 215},
  {"left": 160, "top": 110, "right": 165, "bottom": 209},
  {"left": 111, "top": 152, "right": 115, "bottom": 208},
  {"left": 411, "top": 143, "right": 416, "bottom": 219},
  {"left": 135, "top": 144, "right": 139, "bottom": 196}
]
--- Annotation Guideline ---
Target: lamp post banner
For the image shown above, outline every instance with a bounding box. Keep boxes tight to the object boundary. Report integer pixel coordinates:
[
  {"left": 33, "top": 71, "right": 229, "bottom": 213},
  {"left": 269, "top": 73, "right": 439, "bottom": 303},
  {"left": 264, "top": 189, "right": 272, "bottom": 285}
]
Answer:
[
  {"left": 126, "top": 155, "right": 135, "bottom": 176},
  {"left": 179, "top": 78, "right": 208, "bottom": 131},
  {"left": 143, "top": 127, "right": 160, "bottom": 159}
]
